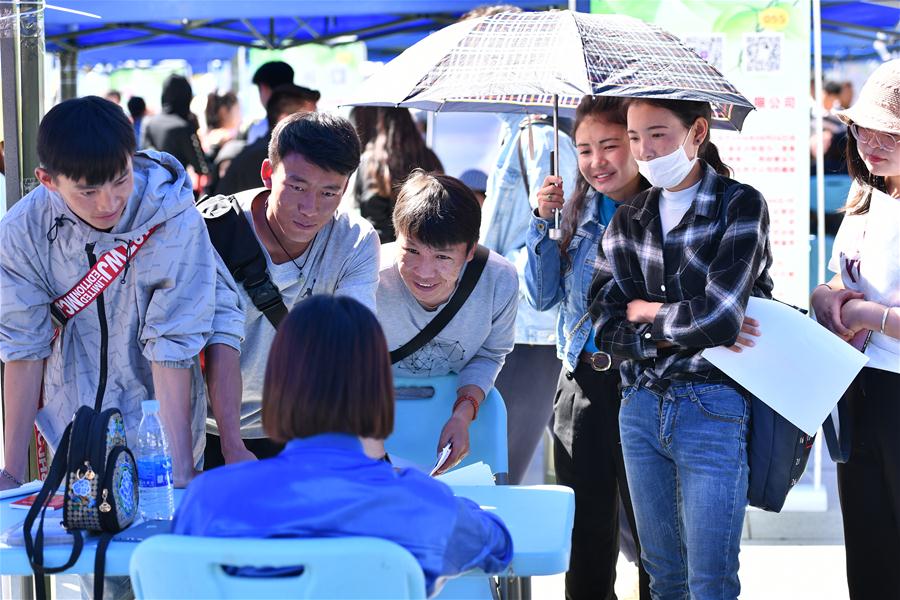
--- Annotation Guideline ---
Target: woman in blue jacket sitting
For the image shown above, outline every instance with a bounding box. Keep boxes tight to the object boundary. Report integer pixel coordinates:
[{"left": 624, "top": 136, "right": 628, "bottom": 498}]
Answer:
[{"left": 174, "top": 295, "right": 513, "bottom": 596}]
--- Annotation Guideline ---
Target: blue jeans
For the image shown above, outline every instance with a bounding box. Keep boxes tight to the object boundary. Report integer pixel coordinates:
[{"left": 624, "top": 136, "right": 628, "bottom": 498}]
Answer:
[{"left": 619, "top": 381, "right": 749, "bottom": 600}]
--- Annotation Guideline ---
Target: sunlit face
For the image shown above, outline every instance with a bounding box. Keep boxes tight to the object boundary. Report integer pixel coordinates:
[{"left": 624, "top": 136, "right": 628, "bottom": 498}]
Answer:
[
  {"left": 853, "top": 125, "right": 900, "bottom": 179},
  {"left": 395, "top": 232, "right": 475, "bottom": 310},
  {"left": 626, "top": 102, "right": 700, "bottom": 162},
  {"left": 261, "top": 153, "right": 349, "bottom": 247},
  {"left": 36, "top": 158, "right": 133, "bottom": 230},
  {"left": 575, "top": 116, "right": 640, "bottom": 201}
]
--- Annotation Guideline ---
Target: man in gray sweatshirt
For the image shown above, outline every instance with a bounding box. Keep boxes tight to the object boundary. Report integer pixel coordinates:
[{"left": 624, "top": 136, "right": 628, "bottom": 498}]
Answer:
[
  {"left": 375, "top": 172, "right": 517, "bottom": 472},
  {"left": 203, "top": 111, "right": 380, "bottom": 466},
  {"left": 0, "top": 97, "right": 242, "bottom": 490}
]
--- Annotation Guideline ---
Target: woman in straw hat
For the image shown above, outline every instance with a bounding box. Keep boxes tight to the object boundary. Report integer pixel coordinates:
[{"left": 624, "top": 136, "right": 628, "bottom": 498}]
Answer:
[{"left": 810, "top": 59, "right": 900, "bottom": 598}]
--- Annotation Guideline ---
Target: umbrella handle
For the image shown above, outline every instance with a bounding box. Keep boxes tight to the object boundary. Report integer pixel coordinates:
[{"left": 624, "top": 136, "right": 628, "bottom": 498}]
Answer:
[{"left": 549, "top": 94, "right": 562, "bottom": 241}]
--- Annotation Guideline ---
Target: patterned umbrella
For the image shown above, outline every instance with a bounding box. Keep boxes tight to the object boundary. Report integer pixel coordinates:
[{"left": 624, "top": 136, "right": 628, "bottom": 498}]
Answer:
[{"left": 347, "top": 9, "right": 754, "bottom": 131}]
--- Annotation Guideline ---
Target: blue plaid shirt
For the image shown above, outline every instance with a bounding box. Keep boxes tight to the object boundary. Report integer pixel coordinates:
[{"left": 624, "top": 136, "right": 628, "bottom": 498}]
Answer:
[{"left": 588, "top": 162, "right": 774, "bottom": 389}]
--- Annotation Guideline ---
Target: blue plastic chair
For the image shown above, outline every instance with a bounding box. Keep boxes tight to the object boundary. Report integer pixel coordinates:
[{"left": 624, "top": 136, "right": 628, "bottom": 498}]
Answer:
[
  {"left": 387, "top": 374, "right": 509, "bottom": 481},
  {"left": 129, "top": 535, "right": 427, "bottom": 599}
]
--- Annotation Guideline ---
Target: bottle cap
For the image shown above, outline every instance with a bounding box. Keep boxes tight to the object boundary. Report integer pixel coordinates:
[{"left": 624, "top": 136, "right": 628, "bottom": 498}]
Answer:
[{"left": 142, "top": 399, "right": 160, "bottom": 413}]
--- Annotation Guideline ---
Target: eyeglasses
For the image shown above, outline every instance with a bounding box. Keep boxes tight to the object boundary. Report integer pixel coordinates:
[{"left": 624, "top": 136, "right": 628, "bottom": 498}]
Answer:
[{"left": 849, "top": 123, "right": 898, "bottom": 152}]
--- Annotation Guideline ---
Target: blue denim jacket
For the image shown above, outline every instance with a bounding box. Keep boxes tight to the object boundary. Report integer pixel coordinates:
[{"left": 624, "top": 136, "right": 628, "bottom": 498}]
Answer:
[
  {"left": 525, "top": 190, "right": 618, "bottom": 372},
  {"left": 481, "top": 113, "right": 578, "bottom": 345}
]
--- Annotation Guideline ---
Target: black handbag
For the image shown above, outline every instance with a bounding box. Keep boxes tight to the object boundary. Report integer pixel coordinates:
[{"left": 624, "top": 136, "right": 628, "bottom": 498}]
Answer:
[
  {"left": 24, "top": 405, "right": 139, "bottom": 600},
  {"left": 746, "top": 392, "right": 816, "bottom": 513}
]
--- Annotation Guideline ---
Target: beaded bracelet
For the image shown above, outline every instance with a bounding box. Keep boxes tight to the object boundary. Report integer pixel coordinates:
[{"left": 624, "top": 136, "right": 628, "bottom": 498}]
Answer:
[
  {"left": 453, "top": 395, "right": 479, "bottom": 421},
  {"left": 1, "top": 468, "right": 24, "bottom": 487}
]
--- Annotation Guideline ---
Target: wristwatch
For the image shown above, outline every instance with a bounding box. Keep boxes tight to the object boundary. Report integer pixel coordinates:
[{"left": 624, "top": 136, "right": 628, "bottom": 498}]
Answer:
[{"left": 589, "top": 351, "right": 612, "bottom": 372}]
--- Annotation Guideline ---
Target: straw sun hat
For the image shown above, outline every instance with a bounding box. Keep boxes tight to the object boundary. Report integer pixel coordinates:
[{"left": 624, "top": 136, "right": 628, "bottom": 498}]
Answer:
[{"left": 836, "top": 59, "right": 900, "bottom": 135}]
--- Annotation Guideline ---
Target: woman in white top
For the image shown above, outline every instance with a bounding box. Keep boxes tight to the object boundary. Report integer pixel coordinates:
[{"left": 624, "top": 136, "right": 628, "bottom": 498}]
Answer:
[{"left": 810, "top": 59, "right": 900, "bottom": 599}]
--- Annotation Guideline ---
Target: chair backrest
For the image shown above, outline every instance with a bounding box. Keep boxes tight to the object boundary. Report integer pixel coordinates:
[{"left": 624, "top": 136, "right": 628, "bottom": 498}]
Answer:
[
  {"left": 130, "top": 535, "right": 427, "bottom": 599},
  {"left": 386, "top": 374, "right": 508, "bottom": 479}
]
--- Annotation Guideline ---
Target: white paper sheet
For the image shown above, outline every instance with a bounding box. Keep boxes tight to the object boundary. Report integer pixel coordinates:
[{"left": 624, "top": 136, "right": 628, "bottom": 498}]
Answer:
[
  {"left": 702, "top": 297, "right": 869, "bottom": 436},
  {"left": 434, "top": 462, "right": 495, "bottom": 486}
]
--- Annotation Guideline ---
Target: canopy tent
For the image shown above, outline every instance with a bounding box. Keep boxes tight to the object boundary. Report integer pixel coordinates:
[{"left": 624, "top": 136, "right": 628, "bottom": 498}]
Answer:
[
  {"left": 819, "top": 0, "right": 900, "bottom": 62},
  {"left": 41, "top": 0, "right": 559, "bottom": 67}
]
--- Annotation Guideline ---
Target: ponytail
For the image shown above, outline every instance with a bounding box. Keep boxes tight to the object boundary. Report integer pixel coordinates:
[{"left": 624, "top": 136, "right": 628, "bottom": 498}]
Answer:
[{"left": 699, "top": 137, "right": 732, "bottom": 177}]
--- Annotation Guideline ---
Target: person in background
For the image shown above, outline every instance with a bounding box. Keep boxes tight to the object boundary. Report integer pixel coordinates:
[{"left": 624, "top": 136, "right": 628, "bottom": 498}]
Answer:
[
  {"left": 215, "top": 84, "right": 320, "bottom": 197},
  {"left": 459, "top": 168, "right": 488, "bottom": 206},
  {"left": 461, "top": 0, "right": 570, "bottom": 488},
  {"left": 373, "top": 171, "right": 517, "bottom": 473},
  {"left": 175, "top": 295, "right": 513, "bottom": 597},
  {"left": 811, "top": 59, "right": 900, "bottom": 600},
  {"left": 353, "top": 107, "right": 444, "bottom": 242},
  {"left": 526, "top": 95, "right": 650, "bottom": 600},
  {"left": 203, "top": 111, "right": 379, "bottom": 467},
  {"left": 127, "top": 96, "right": 147, "bottom": 149},
  {"left": 203, "top": 91, "right": 241, "bottom": 193},
  {"left": 245, "top": 61, "right": 296, "bottom": 145},
  {"left": 142, "top": 74, "right": 209, "bottom": 192},
  {"left": 589, "top": 97, "right": 773, "bottom": 598},
  {"left": 105, "top": 89, "right": 122, "bottom": 105}
]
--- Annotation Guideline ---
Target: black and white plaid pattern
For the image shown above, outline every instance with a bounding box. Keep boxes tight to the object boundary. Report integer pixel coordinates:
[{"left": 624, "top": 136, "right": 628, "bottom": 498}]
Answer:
[
  {"left": 407, "top": 11, "right": 753, "bottom": 130},
  {"left": 588, "top": 163, "right": 774, "bottom": 389}
]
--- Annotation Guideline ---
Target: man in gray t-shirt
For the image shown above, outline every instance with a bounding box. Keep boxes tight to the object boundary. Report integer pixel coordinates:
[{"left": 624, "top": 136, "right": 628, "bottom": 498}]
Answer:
[
  {"left": 204, "top": 112, "right": 380, "bottom": 467},
  {"left": 375, "top": 172, "right": 517, "bottom": 473}
]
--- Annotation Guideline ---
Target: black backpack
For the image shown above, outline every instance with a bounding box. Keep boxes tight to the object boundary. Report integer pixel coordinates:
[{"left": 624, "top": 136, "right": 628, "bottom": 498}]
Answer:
[
  {"left": 196, "top": 192, "right": 288, "bottom": 328},
  {"left": 24, "top": 405, "right": 139, "bottom": 600}
]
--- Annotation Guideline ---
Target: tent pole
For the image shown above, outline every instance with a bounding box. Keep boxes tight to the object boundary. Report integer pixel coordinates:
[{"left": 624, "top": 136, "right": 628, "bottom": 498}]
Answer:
[
  {"left": 812, "top": 0, "right": 826, "bottom": 499},
  {"left": 59, "top": 49, "right": 78, "bottom": 100},
  {"left": 813, "top": 0, "right": 826, "bottom": 289}
]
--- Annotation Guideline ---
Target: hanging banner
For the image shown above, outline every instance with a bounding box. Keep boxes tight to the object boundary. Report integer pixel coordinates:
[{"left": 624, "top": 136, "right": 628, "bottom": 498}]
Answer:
[{"left": 592, "top": 0, "right": 811, "bottom": 306}]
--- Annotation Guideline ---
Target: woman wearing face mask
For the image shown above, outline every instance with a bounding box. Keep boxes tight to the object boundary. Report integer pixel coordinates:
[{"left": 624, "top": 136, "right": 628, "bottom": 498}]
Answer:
[
  {"left": 525, "top": 96, "right": 650, "bottom": 600},
  {"left": 810, "top": 60, "right": 899, "bottom": 599},
  {"left": 588, "top": 98, "right": 773, "bottom": 599}
]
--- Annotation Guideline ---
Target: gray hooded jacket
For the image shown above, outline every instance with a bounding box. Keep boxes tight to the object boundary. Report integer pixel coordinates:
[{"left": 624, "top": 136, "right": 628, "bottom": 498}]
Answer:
[{"left": 0, "top": 151, "right": 241, "bottom": 463}]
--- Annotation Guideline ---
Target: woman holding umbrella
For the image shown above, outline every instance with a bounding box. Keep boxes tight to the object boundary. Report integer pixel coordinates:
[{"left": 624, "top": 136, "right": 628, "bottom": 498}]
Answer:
[
  {"left": 525, "top": 95, "right": 650, "bottom": 600},
  {"left": 588, "top": 97, "right": 772, "bottom": 598}
]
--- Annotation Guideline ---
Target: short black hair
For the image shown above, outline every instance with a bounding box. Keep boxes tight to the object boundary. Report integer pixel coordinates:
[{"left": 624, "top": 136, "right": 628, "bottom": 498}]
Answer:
[
  {"left": 268, "top": 111, "right": 360, "bottom": 176},
  {"left": 252, "top": 61, "right": 294, "bottom": 88},
  {"left": 126, "top": 96, "right": 146, "bottom": 120},
  {"left": 823, "top": 81, "right": 843, "bottom": 96},
  {"left": 265, "top": 84, "right": 321, "bottom": 130},
  {"left": 393, "top": 170, "right": 481, "bottom": 250},
  {"left": 38, "top": 96, "right": 136, "bottom": 185}
]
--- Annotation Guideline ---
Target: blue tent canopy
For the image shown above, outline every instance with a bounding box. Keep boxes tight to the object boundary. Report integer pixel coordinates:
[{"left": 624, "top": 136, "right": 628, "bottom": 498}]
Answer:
[
  {"left": 43, "top": 1, "right": 559, "bottom": 67},
  {"left": 819, "top": 1, "right": 899, "bottom": 62}
]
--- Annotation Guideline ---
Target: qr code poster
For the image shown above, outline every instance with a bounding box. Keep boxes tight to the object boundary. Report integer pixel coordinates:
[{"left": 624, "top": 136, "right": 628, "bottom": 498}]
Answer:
[
  {"left": 743, "top": 33, "right": 783, "bottom": 74},
  {"left": 683, "top": 35, "right": 725, "bottom": 72}
]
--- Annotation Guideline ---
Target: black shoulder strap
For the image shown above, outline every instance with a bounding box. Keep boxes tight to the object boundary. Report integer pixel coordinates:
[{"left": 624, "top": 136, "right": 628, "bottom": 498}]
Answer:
[
  {"left": 196, "top": 192, "right": 288, "bottom": 328},
  {"left": 24, "top": 424, "right": 83, "bottom": 600},
  {"left": 390, "top": 245, "right": 491, "bottom": 365},
  {"left": 93, "top": 532, "right": 114, "bottom": 600}
]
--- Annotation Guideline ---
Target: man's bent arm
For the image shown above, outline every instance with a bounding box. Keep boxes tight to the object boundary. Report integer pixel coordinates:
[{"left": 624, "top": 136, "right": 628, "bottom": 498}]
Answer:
[
  {"left": 204, "top": 344, "right": 253, "bottom": 464},
  {"left": 151, "top": 362, "right": 196, "bottom": 487},
  {"left": 1, "top": 360, "right": 43, "bottom": 487}
]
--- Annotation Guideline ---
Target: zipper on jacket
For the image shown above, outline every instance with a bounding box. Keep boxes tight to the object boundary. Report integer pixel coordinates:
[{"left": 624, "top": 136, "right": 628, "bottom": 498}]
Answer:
[{"left": 86, "top": 244, "right": 109, "bottom": 413}]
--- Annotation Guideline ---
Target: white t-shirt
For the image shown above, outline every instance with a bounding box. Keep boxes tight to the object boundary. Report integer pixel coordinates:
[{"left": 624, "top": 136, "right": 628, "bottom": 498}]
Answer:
[
  {"left": 659, "top": 181, "right": 701, "bottom": 241},
  {"left": 829, "top": 185, "right": 900, "bottom": 373}
]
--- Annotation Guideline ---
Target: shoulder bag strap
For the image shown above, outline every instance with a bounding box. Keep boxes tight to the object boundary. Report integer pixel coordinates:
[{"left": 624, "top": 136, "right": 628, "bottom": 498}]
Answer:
[
  {"left": 23, "top": 424, "right": 84, "bottom": 596},
  {"left": 50, "top": 225, "right": 160, "bottom": 329},
  {"left": 197, "top": 192, "right": 288, "bottom": 329},
  {"left": 93, "top": 532, "right": 115, "bottom": 600},
  {"left": 390, "top": 245, "right": 490, "bottom": 364}
]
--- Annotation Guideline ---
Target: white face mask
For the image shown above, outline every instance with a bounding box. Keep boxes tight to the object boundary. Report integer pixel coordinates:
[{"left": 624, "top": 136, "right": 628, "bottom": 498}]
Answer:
[{"left": 635, "top": 126, "right": 697, "bottom": 190}]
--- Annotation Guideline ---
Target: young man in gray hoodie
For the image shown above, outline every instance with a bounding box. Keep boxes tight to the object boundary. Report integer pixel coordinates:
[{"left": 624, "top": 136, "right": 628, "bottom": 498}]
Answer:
[
  {"left": 0, "top": 97, "right": 242, "bottom": 491},
  {"left": 203, "top": 111, "right": 380, "bottom": 466}
]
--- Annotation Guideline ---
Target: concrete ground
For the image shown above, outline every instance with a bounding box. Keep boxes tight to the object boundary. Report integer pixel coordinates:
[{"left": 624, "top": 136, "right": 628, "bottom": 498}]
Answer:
[{"left": 526, "top": 434, "right": 850, "bottom": 599}]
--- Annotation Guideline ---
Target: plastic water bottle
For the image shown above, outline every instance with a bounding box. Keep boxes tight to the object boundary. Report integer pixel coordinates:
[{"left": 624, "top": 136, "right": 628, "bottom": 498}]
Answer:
[{"left": 136, "top": 400, "right": 174, "bottom": 521}]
